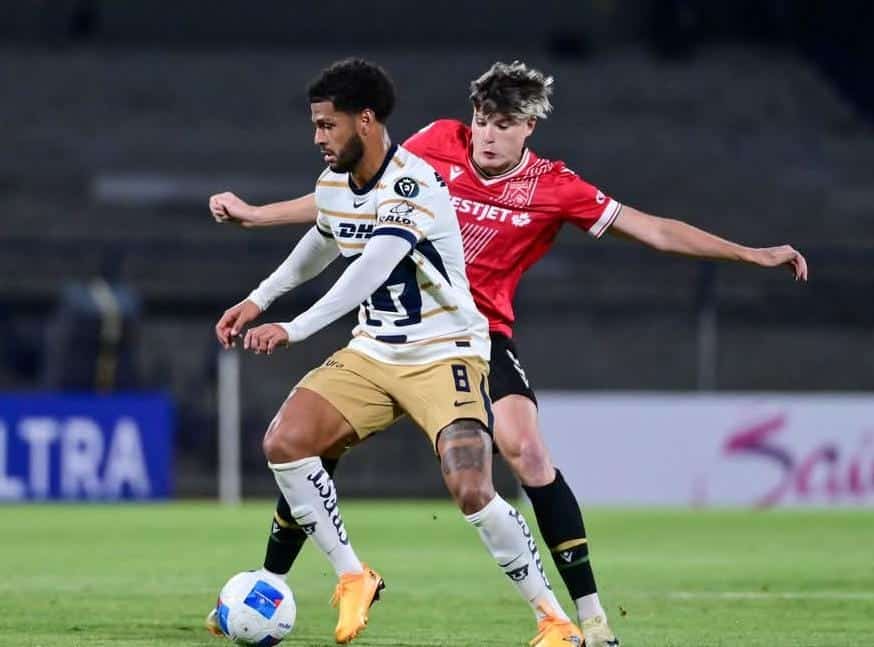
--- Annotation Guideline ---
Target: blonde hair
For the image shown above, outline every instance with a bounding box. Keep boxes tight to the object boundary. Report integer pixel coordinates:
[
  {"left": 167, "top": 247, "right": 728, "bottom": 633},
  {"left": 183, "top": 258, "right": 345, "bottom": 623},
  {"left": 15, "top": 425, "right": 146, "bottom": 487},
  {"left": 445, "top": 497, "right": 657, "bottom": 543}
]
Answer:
[{"left": 469, "top": 61, "right": 554, "bottom": 120}]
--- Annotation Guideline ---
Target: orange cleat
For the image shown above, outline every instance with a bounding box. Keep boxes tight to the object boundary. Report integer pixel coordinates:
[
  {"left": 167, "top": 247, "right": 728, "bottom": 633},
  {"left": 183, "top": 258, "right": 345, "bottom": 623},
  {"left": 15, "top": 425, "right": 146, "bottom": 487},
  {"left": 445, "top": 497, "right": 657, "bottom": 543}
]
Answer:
[
  {"left": 529, "top": 607, "right": 584, "bottom": 647},
  {"left": 331, "top": 564, "right": 385, "bottom": 644}
]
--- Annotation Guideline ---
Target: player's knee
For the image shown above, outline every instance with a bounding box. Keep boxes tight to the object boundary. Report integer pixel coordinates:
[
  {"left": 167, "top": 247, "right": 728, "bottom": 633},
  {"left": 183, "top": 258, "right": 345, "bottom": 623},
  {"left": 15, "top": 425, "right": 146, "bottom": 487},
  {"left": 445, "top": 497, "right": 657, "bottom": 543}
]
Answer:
[
  {"left": 497, "top": 428, "right": 554, "bottom": 486},
  {"left": 263, "top": 420, "right": 309, "bottom": 464},
  {"left": 262, "top": 428, "right": 290, "bottom": 464}
]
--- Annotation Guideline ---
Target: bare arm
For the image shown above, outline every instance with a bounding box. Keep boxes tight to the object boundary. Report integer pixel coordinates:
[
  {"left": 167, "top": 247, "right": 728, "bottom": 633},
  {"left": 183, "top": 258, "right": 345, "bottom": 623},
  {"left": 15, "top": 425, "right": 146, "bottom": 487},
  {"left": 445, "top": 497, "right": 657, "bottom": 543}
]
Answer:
[
  {"left": 609, "top": 206, "right": 808, "bottom": 280},
  {"left": 209, "top": 192, "right": 318, "bottom": 228}
]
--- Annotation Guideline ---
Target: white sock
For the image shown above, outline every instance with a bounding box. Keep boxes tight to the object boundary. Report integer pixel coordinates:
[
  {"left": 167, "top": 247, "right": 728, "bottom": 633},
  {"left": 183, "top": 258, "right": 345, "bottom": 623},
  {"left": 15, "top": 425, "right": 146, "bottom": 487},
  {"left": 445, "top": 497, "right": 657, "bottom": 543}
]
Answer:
[
  {"left": 270, "top": 457, "right": 363, "bottom": 576},
  {"left": 465, "top": 495, "right": 568, "bottom": 621},
  {"left": 575, "top": 593, "right": 607, "bottom": 623}
]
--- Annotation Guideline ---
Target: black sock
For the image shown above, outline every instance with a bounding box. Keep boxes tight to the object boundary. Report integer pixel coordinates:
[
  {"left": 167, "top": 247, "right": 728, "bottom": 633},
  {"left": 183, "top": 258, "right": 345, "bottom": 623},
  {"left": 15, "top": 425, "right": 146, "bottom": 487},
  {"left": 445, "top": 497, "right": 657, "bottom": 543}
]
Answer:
[
  {"left": 522, "top": 469, "right": 597, "bottom": 600},
  {"left": 263, "top": 457, "right": 339, "bottom": 575}
]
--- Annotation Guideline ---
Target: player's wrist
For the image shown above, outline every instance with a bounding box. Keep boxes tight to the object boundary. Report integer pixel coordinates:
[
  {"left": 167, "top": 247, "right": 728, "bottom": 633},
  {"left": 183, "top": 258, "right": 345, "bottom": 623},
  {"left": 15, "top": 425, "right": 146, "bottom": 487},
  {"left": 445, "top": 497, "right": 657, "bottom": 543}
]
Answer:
[
  {"left": 246, "top": 298, "right": 264, "bottom": 314},
  {"left": 279, "top": 321, "right": 300, "bottom": 343},
  {"left": 740, "top": 247, "right": 763, "bottom": 265},
  {"left": 247, "top": 204, "right": 269, "bottom": 226},
  {"left": 246, "top": 292, "right": 271, "bottom": 312}
]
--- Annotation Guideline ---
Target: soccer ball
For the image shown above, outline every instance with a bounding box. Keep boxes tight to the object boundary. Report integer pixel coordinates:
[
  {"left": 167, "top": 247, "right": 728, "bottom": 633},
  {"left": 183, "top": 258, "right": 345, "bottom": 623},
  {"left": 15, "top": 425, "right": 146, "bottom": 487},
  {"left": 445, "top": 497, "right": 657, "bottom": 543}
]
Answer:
[{"left": 213, "top": 571, "right": 296, "bottom": 645}]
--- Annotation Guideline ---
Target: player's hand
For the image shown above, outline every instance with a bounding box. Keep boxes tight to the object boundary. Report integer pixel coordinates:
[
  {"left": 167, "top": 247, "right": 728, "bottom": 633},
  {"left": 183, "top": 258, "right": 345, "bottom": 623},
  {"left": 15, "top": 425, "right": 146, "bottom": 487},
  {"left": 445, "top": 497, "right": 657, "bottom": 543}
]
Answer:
[
  {"left": 750, "top": 245, "right": 808, "bottom": 281},
  {"left": 215, "top": 299, "right": 262, "bottom": 349},
  {"left": 209, "top": 192, "right": 259, "bottom": 227},
  {"left": 244, "top": 324, "right": 290, "bottom": 355}
]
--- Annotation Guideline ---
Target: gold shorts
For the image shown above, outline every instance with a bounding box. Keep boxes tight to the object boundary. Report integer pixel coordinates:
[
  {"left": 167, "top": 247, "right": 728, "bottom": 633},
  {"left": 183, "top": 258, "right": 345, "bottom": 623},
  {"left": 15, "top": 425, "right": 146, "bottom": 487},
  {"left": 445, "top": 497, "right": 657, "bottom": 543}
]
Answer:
[{"left": 296, "top": 348, "right": 493, "bottom": 447}]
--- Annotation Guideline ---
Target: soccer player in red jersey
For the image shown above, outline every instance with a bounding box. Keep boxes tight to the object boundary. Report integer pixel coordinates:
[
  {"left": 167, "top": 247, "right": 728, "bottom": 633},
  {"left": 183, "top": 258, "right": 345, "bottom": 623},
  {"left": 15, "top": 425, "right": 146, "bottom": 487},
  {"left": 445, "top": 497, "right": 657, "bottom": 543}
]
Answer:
[{"left": 210, "top": 61, "right": 807, "bottom": 646}]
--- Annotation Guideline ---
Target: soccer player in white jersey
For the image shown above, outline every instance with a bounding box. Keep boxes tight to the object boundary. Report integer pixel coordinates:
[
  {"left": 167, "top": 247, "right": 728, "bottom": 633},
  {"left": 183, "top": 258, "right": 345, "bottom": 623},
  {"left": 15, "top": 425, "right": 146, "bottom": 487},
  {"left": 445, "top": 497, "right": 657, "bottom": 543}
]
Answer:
[
  {"left": 211, "top": 60, "right": 809, "bottom": 647},
  {"left": 210, "top": 59, "right": 584, "bottom": 646}
]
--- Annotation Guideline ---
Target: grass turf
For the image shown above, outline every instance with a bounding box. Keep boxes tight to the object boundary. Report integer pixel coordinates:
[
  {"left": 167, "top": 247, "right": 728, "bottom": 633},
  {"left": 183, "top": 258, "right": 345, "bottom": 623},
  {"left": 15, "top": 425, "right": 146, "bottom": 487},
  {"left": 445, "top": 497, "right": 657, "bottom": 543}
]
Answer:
[{"left": 1, "top": 502, "right": 872, "bottom": 646}]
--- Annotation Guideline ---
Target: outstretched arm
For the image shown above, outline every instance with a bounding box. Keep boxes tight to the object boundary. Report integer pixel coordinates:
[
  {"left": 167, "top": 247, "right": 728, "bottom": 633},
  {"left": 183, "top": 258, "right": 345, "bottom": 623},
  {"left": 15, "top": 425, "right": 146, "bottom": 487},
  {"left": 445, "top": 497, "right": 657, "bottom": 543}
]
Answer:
[
  {"left": 609, "top": 206, "right": 808, "bottom": 281},
  {"left": 210, "top": 192, "right": 318, "bottom": 228},
  {"left": 244, "top": 235, "right": 413, "bottom": 353}
]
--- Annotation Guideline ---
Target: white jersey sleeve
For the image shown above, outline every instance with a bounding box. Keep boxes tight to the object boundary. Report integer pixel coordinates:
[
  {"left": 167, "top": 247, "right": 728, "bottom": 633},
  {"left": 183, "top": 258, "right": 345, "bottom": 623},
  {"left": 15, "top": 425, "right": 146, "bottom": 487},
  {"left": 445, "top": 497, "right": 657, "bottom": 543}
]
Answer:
[
  {"left": 247, "top": 226, "right": 339, "bottom": 311},
  {"left": 280, "top": 234, "right": 413, "bottom": 342}
]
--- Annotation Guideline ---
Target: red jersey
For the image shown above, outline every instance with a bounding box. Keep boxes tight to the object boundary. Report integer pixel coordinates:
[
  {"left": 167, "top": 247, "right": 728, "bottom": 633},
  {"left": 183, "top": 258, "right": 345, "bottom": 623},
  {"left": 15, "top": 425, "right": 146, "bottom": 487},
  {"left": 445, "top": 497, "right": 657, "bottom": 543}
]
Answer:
[{"left": 403, "top": 119, "right": 622, "bottom": 337}]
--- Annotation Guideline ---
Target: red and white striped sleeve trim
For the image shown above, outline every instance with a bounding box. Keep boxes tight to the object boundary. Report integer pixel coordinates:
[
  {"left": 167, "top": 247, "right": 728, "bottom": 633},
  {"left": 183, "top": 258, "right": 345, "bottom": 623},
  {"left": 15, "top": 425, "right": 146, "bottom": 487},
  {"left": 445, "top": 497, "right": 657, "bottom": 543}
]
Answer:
[{"left": 588, "top": 199, "right": 623, "bottom": 238}]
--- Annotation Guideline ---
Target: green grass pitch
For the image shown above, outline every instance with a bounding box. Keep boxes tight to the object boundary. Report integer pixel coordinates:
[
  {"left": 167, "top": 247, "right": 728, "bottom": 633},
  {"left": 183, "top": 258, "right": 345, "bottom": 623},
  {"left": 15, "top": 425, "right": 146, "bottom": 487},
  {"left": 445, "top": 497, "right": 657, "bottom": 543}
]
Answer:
[{"left": 1, "top": 502, "right": 872, "bottom": 646}]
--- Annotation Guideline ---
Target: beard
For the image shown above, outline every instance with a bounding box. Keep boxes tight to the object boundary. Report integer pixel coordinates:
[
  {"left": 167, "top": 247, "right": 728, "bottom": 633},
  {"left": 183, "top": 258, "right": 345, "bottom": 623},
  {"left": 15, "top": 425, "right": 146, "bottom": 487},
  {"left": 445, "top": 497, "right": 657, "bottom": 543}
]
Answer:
[{"left": 328, "top": 133, "right": 365, "bottom": 173}]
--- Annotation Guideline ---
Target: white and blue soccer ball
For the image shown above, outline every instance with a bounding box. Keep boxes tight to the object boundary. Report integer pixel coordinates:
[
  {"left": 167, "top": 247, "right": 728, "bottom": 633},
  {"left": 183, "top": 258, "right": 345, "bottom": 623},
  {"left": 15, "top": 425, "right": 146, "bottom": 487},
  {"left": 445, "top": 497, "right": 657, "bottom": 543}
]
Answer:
[{"left": 214, "top": 571, "right": 296, "bottom": 645}]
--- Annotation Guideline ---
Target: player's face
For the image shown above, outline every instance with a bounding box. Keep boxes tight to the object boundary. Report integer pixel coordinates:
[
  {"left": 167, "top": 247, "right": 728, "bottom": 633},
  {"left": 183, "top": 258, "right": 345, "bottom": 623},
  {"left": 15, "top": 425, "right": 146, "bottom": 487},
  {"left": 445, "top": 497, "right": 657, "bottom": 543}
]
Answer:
[
  {"left": 311, "top": 101, "right": 365, "bottom": 173},
  {"left": 470, "top": 111, "right": 535, "bottom": 176}
]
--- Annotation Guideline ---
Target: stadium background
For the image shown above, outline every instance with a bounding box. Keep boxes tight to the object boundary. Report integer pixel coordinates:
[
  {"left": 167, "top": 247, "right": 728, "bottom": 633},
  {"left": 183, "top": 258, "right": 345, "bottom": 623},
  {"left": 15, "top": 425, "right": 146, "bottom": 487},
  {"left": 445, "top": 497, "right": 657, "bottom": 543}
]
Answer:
[
  {"left": 3, "top": 3, "right": 874, "bottom": 646},
  {"left": 1, "top": 0, "right": 872, "bottom": 502}
]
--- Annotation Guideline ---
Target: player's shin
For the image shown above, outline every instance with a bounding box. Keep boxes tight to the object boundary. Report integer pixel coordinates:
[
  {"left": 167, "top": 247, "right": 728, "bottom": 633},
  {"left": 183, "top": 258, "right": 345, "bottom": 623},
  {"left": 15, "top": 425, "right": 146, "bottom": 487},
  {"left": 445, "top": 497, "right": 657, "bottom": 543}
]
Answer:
[
  {"left": 522, "top": 469, "right": 607, "bottom": 623},
  {"left": 465, "top": 494, "right": 568, "bottom": 621},
  {"left": 269, "top": 457, "right": 362, "bottom": 576},
  {"left": 264, "top": 458, "right": 340, "bottom": 576}
]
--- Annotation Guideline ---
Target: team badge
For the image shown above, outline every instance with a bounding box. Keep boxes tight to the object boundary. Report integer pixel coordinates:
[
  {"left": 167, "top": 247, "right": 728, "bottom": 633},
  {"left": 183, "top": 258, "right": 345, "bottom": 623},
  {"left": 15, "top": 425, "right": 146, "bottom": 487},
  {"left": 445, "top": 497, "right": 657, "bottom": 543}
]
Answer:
[
  {"left": 501, "top": 177, "right": 536, "bottom": 208},
  {"left": 393, "top": 177, "right": 420, "bottom": 198}
]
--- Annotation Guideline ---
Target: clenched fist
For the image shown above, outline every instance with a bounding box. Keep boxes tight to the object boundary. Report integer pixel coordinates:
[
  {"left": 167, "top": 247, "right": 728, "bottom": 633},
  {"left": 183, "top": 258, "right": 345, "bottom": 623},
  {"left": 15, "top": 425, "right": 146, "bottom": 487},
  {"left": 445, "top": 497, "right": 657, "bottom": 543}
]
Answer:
[{"left": 209, "top": 192, "right": 258, "bottom": 227}]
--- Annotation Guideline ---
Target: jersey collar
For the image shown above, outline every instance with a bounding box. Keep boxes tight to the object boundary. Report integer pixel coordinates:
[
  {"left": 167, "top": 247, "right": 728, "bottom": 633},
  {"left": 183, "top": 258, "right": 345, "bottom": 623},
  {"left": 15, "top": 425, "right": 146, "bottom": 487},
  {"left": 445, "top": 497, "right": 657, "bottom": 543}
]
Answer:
[
  {"left": 467, "top": 148, "right": 532, "bottom": 186},
  {"left": 348, "top": 144, "right": 399, "bottom": 195}
]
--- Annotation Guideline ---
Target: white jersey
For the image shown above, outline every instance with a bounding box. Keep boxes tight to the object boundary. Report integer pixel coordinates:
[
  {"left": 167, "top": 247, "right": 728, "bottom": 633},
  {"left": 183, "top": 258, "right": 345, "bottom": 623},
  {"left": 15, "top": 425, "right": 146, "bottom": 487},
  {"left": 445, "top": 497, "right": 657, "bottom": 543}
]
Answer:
[{"left": 314, "top": 144, "right": 489, "bottom": 364}]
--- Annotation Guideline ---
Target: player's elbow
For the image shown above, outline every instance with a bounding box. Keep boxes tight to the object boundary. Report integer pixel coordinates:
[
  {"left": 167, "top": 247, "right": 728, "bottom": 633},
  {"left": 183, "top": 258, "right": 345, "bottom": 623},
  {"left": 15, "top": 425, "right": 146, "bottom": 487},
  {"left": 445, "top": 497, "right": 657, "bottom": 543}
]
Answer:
[{"left": 617, "top": 208, "right": 672, "bottom": 251}]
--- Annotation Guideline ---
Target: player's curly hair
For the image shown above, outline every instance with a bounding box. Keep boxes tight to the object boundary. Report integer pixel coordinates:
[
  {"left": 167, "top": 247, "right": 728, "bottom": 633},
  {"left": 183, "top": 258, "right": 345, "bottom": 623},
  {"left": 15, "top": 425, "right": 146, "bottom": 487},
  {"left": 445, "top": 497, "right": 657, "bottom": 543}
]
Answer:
[
  {"left": 469, "top": 61, "right": 554, "bottom": 120},
  {"left": 307, "top": 58, "right": 396, "bottom": 122}
]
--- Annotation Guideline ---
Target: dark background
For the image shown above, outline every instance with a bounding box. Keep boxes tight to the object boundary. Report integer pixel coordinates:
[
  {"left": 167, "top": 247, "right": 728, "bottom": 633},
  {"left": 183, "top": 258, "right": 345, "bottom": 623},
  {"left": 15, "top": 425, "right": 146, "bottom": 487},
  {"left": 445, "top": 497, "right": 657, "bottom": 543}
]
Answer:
[{"left": 1, "top": 0, "right": 871, "bottom": 496}]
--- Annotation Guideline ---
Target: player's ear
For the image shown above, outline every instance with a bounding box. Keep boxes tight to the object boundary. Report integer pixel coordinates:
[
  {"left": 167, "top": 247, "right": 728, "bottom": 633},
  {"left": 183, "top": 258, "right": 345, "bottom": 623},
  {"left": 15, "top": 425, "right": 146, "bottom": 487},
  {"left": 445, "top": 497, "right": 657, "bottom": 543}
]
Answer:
[
  {"left": 525, "top": 117, "right": 537, "bottom": 136},
  {"left": 359, "top": 109, "right": 375, "bottom": 134}
]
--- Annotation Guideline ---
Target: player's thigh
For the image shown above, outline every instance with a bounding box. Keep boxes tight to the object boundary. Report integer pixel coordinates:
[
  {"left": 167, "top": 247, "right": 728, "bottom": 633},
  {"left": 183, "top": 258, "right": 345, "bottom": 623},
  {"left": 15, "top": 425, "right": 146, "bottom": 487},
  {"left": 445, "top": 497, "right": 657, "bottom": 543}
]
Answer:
[
  {"left": 391, "top": 355, "right": 495, "bottom": 449},
  {"left": 265, "top": 349, "right": 400, "bottom": 461},
  {"left": 488, "top": 335, "right": 554, "bottom": 485},
  {"left": 263, "top": 387, "right": 356, "bottom": 462},
  {"left": 488, "top": 333, "right": 538, "bottom": 406},
  {"left": 493, "top": 394, "right": 555, "bottom": 483}
]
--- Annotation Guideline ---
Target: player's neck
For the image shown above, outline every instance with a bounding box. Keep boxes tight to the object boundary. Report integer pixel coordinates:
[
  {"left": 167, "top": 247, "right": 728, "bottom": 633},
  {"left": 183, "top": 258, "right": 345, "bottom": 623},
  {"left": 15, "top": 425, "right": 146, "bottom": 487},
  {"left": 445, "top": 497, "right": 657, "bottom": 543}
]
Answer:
[
  {"left": 350, "top": 133, "right": 392, "bottom": 190},
  {"left": 470, "top": 149, "right": 527, "bottom": 179}
]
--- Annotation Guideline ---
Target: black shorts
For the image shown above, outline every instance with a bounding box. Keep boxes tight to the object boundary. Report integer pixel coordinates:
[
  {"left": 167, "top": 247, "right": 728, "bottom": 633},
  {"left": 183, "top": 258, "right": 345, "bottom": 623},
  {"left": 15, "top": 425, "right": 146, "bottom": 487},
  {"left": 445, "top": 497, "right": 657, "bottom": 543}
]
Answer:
[{"left": 488, "top": 332, "right": 537, "bottom": 406}]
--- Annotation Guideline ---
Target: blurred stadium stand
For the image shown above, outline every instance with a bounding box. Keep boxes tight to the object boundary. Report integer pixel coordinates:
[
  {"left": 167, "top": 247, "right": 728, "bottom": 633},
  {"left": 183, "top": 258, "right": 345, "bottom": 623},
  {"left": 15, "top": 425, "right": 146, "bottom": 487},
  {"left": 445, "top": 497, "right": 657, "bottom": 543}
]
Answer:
[{"left": 1, "top": 1, "right": 871, "bottom": 496}]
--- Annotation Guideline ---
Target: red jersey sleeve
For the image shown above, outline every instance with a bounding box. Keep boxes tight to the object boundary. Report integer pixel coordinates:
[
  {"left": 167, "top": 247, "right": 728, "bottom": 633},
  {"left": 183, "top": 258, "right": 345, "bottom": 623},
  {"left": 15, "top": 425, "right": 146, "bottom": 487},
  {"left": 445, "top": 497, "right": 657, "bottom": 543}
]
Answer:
[
  {"left": 403, "top": 119, "right": 467, "bottom": 159},
  {"left": 554, "top": 166, "right": 622, "bottom": 238}
]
